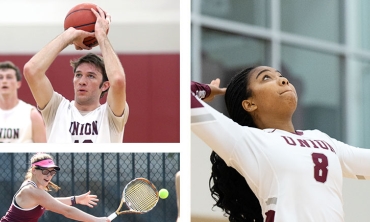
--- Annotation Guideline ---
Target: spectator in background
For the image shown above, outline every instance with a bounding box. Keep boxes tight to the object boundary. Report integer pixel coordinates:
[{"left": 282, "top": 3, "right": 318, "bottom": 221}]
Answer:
[{"left": 0, "top": 61, "right": 46, "bottom": 143}]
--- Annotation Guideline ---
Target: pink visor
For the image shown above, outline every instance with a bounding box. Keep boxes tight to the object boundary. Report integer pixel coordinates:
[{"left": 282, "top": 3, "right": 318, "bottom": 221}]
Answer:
[{"left": 32, "top": 159, "right": 60, "bottom": 171}]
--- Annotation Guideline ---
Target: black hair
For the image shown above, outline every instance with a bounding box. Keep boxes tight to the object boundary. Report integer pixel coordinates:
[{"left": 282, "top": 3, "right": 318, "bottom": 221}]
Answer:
[{"left": 209, "top": 67, "right": 263, "bottom": 222}]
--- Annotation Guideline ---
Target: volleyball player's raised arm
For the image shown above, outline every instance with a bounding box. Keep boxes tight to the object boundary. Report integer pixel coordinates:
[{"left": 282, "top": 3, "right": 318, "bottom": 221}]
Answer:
[{"left": 191, "top": 80, "right": 246, "bottom": 161}]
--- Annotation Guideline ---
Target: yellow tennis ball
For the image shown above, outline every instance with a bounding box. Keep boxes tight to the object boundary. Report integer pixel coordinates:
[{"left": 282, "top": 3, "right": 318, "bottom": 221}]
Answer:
[{"left": 159, "top": 188, "right": 169, "bottom": 199}]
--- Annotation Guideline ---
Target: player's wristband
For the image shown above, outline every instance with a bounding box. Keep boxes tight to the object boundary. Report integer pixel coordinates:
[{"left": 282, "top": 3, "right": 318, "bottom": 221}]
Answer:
[
  {"left": 71, "top": 196, "right": 77, "bottom": 206},
  {"left": 191, "top": 81, "right": 211, "bottom": 99},
  {"left": 108, "top": 213, "right": 117, "bottom": 220}
]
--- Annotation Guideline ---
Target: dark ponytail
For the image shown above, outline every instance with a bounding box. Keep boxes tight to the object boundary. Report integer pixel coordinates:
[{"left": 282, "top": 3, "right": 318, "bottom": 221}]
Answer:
[{"left": 209, "top": 67, "right": 263, "bottom": 221}]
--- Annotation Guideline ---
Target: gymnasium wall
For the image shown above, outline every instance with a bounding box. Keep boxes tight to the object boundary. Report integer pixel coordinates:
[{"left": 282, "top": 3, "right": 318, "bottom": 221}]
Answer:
[{"left": 0, "top": 1, "right": 180, "bottom": 142}]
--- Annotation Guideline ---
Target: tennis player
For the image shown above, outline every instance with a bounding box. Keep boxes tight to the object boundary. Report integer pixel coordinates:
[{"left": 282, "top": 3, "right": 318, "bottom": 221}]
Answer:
[
  {"left": 0, "top": 153, "right": 110, "bottom": 222},
  {"left": 191, "top": 66, "right": 370, "bottom": 222},
  {"left": 0, "top": 61, "right": 46, "bottom": 143},
  {"left": 23, "top": 6, "right": 128, "bottom": 143}
]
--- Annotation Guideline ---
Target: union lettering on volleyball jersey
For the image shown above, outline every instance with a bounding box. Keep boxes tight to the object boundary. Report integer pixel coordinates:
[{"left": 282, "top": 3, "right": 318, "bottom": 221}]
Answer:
[{"left": 190, "top": 82, "right": 370, "bottom": 222}]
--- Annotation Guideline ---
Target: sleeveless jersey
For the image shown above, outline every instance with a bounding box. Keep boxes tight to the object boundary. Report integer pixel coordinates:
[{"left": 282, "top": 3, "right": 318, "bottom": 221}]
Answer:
[
  {"left": 0, "top": 100, "right": 34, "bottom": 143},
  {"left": 0, "top": 181, "right": 45, "bottom": 222},
  {"left": 191, "top": 82, "right": 370, "bottom": 222},
  {"left": 41, "top": 91, "right": 129, "bottom": 143}
]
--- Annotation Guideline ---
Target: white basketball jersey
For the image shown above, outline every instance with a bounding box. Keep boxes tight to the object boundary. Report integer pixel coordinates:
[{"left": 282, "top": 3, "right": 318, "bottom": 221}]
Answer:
[
  {"left": 41, "top": 92, "right": 128, "bottom": 143},
  {"left": 0, "top": 100, "right": 34, "bottom": 143},
  {"left": 191, "top": 94, "right": 370, "bottom": 222}
]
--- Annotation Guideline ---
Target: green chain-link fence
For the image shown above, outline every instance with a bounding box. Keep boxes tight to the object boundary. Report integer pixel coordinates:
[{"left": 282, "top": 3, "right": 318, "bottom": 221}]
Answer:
[{"left": 0, "top": 152, "right": 180, "bottom": 222}]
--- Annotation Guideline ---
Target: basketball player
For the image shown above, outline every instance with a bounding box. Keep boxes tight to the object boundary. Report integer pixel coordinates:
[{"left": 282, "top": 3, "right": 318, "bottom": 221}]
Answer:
[
  {"left": 191, "top": 66, "right": 370, "bottom": 222},
  {"left": 0, "top": 61, "right": 46, "bottom": 143},
  {"left": 0, "top": 153, "right": 110, "bottom": 222},
  {"left": 23, "top": 6, "right": 128, "bottom": 143}
]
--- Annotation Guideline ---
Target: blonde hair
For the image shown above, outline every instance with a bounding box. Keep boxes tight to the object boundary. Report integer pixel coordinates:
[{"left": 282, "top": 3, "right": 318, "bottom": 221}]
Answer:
[{"left": 25, "top": 153, "right": 61, "bottom": 192}]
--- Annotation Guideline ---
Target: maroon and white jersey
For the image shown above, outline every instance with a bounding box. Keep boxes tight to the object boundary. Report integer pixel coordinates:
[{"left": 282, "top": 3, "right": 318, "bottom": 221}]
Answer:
[
  {"left": 0, "top": 181, "right": 45, "bottom": 222},
  {"left": 40, "top": 91, "right": 129, "bottom": 143},
  {"left": 191, "top": 81, "right": 370, "bottom": 222}
]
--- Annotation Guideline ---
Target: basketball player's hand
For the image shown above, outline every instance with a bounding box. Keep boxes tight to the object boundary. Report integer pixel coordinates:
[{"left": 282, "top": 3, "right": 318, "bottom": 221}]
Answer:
[
  {"left": 204, "top": 78, "right": 227, "bottom": 102},
  {"left": 76, "top": 191, "right": 99, "bottom": 208},
  {"left": 91, "top": 6, "right": 110, "bottom": 40},
  {"left": 66, "top": 27, "right": 95, "bottom": 50}
]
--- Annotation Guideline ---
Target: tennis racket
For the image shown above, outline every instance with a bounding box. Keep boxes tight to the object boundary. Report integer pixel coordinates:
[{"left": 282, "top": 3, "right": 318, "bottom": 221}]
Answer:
[{"left": 107, "top": 177, "right": 159, "bottom": 220}]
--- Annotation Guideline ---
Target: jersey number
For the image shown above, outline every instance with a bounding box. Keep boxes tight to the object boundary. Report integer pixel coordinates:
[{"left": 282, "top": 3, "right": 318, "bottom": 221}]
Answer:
[
  {"left": 311, "top": 153, "right": 328, "bottom": 183},
  {"left": 74, "top": 139, "right": 93, "bottom": 143}
]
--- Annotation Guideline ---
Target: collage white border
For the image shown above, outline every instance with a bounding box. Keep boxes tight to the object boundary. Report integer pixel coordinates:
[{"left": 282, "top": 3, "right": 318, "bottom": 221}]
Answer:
[{"left": 0, "top": 0, "right": 190, "bottom": 221}]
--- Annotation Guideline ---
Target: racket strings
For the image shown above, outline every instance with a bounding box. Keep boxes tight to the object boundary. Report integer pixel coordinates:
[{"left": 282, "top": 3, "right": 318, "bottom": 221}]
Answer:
[{"left": 124, "top": 180, "right": 158, "bottom": 212}]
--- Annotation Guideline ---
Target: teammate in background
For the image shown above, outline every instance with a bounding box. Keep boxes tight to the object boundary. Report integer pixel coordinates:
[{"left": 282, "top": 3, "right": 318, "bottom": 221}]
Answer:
[
  {"left": 23, "top": 6, "right": 128, "bottom": 143},
  {"left": 0, "top": 153, "right": 110, "bottom": 222},
  {"left": 0, "top": 61, "right": 46, "bottom": 143},
  {"left": 191, "top": 66, "right": 370, "bottom": 222}
]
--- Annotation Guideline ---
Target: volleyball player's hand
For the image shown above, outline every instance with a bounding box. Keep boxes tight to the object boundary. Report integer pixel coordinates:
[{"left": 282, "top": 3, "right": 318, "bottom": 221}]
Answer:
[
  {"left": 76, "top": 191, "right": 99, "bottom": 208},
  {"left": 204, "top": 78, "right": 227, "bottom": 102}
]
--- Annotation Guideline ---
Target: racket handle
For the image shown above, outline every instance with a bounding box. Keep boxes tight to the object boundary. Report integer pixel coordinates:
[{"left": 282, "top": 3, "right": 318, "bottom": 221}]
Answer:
[{"left": 108, "top": 213, "right": 117, "bottom": 221}]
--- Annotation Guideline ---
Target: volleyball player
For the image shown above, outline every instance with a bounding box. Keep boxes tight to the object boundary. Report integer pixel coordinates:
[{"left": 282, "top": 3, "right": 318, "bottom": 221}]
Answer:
[{"left": 191, "top": 66, "right": 370, "bottom": 222}]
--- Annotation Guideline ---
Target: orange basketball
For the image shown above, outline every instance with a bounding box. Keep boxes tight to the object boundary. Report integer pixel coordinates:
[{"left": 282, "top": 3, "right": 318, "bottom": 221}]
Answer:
[{"left": 64, "top": 3, "right": 108, "bottom": 48}]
